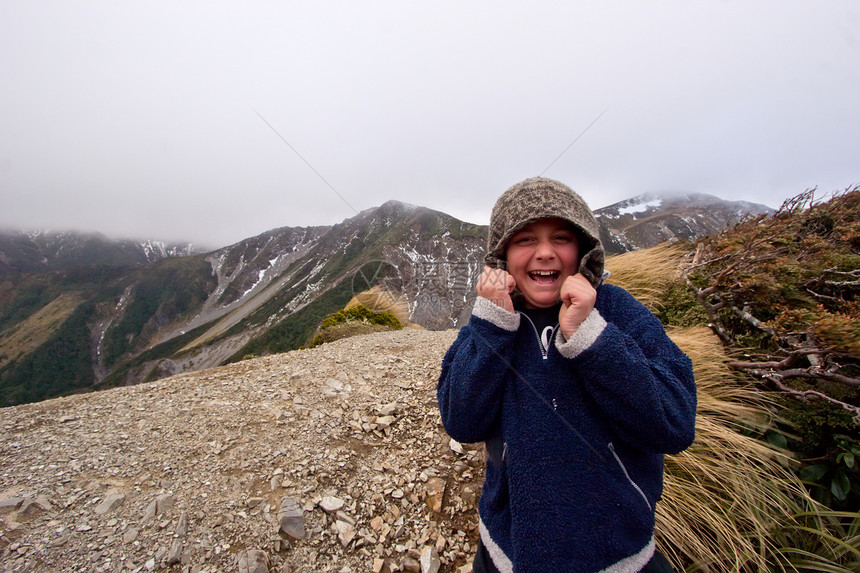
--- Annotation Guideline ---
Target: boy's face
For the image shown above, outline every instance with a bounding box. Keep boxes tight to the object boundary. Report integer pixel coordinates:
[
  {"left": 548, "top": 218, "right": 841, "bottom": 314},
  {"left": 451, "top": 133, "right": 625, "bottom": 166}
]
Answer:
[{"left": 505, "top": 218, "right": 580, "bottom": 309}]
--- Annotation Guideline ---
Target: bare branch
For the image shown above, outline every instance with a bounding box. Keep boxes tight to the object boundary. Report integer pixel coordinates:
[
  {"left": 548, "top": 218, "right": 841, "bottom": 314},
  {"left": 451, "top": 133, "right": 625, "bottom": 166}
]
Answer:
[
  {"left": 737, "top": 365, "right": 860, "bottom": 389},
  {"left": 805, "top": 287, "right": 839, "bottom": 301},
  {"left": 727, "top": 358, "right": 793, "bottom": 370},
  {"left": 731, "top": 305, "right": 776, "bottom": 336},
  {"left": 682, "top": 270, "right": 734, "bottom": 345},
  {"left": 760, "top": 373, "right": 860, "bottom": 425},
  {"left": 825, "top": 279, "right": 860, "bottom": 287}
]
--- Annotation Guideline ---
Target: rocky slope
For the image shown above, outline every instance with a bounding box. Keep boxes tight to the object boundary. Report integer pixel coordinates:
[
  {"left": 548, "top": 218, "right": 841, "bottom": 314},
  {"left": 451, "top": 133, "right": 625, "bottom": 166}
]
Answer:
[{"left": 0, "top": 329, "right": 483, "bottom": 573}]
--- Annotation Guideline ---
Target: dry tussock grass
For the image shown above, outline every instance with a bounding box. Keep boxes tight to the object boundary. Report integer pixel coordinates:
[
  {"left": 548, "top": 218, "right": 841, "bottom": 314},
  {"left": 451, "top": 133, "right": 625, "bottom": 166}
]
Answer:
[
  {"left": 608, "top": 244, "right": 836, "bottom": 571},
  {"left": 660, "top": 327, "right": 807, "bottom": 571},
  {"left": 345, "top": 285, "right": 410, "bottom": 325},
  {"left": 605, "top": 242, "right": 689, "bottom": 311}
]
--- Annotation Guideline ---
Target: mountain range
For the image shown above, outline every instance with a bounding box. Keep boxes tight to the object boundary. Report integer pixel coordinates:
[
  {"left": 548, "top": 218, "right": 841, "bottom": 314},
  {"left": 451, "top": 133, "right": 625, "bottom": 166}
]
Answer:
[{"left": 0, "top": 192, "right": 771, "bottom": 406}]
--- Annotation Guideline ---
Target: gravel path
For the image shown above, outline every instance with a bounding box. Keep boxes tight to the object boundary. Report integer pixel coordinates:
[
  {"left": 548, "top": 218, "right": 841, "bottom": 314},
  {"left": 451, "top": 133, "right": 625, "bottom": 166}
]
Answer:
[{"left": 1, "top": 329, "right": 483, "bottom": 573}]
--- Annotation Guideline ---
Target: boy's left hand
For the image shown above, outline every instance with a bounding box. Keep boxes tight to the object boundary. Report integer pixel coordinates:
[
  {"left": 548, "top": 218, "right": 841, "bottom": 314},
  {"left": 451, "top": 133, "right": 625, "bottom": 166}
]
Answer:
[{"left": 558, "top": 274, "right": 596, "bottom": 340}]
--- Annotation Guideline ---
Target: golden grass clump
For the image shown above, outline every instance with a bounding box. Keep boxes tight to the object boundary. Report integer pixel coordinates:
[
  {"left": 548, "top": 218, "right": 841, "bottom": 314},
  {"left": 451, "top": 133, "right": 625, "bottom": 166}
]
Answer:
[
  {"left": 658, "top": 327, "right": 811, "bottom": 571},
  {"left": 606, "top": 243, "right": 856, "bottom": 571},
  {"left": 345, "top": 285, "right": 410, "bottom": 325},
  {"left": 605, "top": 242, "right": 689, "bottom": 312}
]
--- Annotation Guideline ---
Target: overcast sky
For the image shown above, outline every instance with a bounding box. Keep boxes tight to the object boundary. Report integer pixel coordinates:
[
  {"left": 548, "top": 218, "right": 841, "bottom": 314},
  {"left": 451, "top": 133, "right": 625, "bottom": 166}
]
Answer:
[{"left": 1, "top": 1, "right": 858, "bottom": 248}]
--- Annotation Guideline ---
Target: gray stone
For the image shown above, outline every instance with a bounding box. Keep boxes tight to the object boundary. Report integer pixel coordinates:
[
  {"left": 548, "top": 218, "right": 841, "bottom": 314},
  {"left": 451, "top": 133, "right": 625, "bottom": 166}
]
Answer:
[
  {"left": 17, "top": 498, "right": 46, "bottom": 518},
  {"left": 319, "top": 495, "right": 344, "bottom": 513},
  {"left": 420, "top": 546, "right": 441, "bottom": 573},
  {"left": 155, "top": 493, "right": 174, "bottom": 514},
  {"left": 167, "top": 539, "right": 183, "bottom": 565},
  {"left": 378, "top": 403, "right": 398, "bottom": 416},
  {"left": 143, "top": 499, "right": 157, "bottom": 522},
  {"left": 176, "top": 511, "right": 189, "bottom": 537},
  {"left": 33, "top": 494, "right": 54, "bottom": 511},
  {"left": 335, "top": 520, "right": 356, "bottom": 547},
  {"left": 373, "top": 558, "right": 391, "bottom": 573},
  {"left": 335, "top": 510, "right": 356, "bottom": 526},
  {"left": 237, "top": 549, "right": 269, "bottom": 573},
  {"left": 0, "top": 496, "right": 23, "bottom": 514},
  {"left": 155, "top": 546, "right": 168, "bottom": 563},
  {"left": 123, "top": 527, "right": 139, "bottom": 544},
  {"left": 278, "top": 497, "right": 306, "bottom": 539},
  {"left": 94, "top": 492, "right": 125, "bottom": 515}
]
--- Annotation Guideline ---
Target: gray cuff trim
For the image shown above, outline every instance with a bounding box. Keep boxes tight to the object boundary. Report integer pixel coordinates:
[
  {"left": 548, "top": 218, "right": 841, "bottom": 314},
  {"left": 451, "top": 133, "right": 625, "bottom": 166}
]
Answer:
[
  {"left": 555, "top": 308, "right": 607, "bottom": 359},
  {"left": 472, "top": 296, "right": 520, "bottom": 332}
]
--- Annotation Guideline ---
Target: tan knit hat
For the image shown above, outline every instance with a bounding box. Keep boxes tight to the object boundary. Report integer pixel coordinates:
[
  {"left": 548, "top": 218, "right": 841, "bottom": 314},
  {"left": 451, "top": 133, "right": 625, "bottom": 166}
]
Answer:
[{"left": 485, "top": 177, "right": 605, "bottom": 288}]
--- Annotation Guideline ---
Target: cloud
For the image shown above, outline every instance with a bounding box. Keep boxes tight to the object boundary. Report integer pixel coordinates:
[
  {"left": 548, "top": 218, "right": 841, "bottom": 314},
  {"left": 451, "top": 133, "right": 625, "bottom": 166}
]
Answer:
[{"left": 0, "top": 1, "right": 857, "bottom": 248}]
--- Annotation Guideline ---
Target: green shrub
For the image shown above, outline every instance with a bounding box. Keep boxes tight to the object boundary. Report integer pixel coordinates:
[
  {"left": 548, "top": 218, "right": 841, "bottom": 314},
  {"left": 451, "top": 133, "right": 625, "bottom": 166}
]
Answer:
[
  {"left": 684, "top": 188, "right": 860, "bottom": 513},
  {"left": 655, "top": 281, "right": 709, "bottom": 327},
  {"left": 320, "top": 304, "right": 402, "bottom": 330},
  {"left": 310, "top": 304, "right": 403, "bottom": 347}
]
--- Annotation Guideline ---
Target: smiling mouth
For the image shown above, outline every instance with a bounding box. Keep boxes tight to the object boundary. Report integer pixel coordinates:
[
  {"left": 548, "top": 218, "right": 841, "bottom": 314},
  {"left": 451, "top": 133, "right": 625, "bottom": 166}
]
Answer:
[{"left": 528, "top": 270, "right": 560, "bottom": 284}]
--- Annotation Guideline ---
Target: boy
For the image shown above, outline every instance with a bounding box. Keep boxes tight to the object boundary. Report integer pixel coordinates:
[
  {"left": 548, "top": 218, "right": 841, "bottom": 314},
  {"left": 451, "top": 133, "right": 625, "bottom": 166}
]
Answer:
[{"left": 437, "top": 177, "right": 697, "bottom": 572}]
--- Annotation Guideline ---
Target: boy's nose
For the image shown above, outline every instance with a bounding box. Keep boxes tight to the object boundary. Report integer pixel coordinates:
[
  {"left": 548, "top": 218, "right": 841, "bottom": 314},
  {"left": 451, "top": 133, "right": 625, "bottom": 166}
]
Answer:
[{"left": 534, "top": 240, "right": 555, "bottom": 259}]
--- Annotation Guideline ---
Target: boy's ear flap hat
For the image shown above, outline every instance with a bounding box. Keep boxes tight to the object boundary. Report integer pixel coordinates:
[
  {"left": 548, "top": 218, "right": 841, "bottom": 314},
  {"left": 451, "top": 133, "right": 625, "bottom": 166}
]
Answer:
[{"left": 485, "top": 176, "right": 606, "bottom": 288}]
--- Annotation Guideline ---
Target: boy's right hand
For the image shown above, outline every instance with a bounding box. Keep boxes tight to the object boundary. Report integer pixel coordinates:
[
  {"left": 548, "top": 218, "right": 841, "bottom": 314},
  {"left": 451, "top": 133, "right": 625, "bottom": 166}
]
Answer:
[{"left": 477, "top": 266, "right": 516, "bottom": 313}]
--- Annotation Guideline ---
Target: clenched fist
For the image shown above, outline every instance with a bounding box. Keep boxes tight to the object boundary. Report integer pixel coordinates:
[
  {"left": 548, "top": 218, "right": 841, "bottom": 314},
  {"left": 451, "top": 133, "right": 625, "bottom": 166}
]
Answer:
[
  {"left": 477, "top": 266, "right": 516, "bottom": 313},
  {"left": 558, "top": 273, "right": 596, "bottom": 339}
]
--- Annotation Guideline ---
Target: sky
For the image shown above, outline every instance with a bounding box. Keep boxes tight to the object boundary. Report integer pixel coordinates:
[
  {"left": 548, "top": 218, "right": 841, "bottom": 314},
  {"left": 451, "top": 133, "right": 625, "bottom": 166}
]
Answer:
[{"left": 1, "top": 1, "right": 858, "bottom": 249}]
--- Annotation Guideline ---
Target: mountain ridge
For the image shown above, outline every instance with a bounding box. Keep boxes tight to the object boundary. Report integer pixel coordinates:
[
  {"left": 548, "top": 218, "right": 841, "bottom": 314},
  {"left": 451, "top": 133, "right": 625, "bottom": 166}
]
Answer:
[
  {"left": 0, "top": 229, "right": 204, "bottom": 276},
  {"left": 0, "top": 193, "right": 772, "bottom": 406}
]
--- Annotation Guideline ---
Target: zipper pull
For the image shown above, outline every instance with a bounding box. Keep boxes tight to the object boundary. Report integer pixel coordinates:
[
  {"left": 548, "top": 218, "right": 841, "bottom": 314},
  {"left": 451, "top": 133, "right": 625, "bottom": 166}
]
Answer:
[{"left": 541, "top": 326, "right": 553, "bottom": 355}]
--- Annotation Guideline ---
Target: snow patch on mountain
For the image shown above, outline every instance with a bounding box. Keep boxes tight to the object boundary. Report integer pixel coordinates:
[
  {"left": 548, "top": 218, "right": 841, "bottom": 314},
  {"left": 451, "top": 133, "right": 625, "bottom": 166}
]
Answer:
[{"left": 618, "top": 198, "right": 663, "bottom": 216}]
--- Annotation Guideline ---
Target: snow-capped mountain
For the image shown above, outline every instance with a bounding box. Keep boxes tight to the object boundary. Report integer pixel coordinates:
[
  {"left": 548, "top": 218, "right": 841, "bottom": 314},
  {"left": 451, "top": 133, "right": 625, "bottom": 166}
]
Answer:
[{"left": 594, "top": 192, "right": 773, "bottom": 254}]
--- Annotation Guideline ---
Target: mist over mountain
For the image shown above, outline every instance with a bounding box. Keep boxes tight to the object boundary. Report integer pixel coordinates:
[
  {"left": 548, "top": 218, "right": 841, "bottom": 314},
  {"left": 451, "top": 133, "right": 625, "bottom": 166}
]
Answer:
[
  {"left": 0, "top": 230, "right": 203, "bottom": 275},
  {"left": 0, "top": 193, "right": 771, "bottom": 406}
]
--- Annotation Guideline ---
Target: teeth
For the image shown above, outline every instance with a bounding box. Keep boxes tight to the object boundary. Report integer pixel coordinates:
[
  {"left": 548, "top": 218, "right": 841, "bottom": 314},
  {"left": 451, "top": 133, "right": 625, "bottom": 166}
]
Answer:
[{"left": 531, "top": 271, "right": 557, "bottom": 276}]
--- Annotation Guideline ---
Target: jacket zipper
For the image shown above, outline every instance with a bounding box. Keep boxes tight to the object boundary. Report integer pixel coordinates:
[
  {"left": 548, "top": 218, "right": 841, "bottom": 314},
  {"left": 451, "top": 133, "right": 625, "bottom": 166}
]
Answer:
[
  {"left": 521, "top": 313, "right": 557, "bottom": 360},
  {"left": 608, "top": 442, "right": 652, "bottom": 511}
]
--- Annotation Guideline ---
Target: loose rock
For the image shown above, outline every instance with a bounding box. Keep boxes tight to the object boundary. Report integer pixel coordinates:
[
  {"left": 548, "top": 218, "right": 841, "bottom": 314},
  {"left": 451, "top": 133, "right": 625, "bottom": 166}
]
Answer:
[
  {"left": 319, "top": 496, "right": 345, "bottom": 513},
  {"left": 420, "top": 545, "right": 441, "bottom": 573},
  {"left": 0, "top": 330, "right": 481, "bottom": 572},
  {"left": 237, "top": 549, "right": 269, "bottom": 573},
  {"left": 278, "top": 497, "right": 306, "bottom": 540},
  {"left": 94, "top": 491, "right": 126, "bottom": 515}
]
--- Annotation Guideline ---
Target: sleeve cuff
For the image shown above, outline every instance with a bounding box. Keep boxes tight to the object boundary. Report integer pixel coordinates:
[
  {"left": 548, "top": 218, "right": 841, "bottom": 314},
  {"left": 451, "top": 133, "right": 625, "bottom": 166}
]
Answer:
[
  {"left": 472, "top": 296, "right": 520, "bottom": 332},
  {"left": 555, "top": 308, "right": 607, "bottom": 359}
]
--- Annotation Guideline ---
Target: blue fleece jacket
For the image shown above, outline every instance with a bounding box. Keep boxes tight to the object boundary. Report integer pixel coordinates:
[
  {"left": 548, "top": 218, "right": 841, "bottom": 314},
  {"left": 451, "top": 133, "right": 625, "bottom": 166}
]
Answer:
[{"left": 437, "top": 283, "right": 696, "bottom": 573}]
